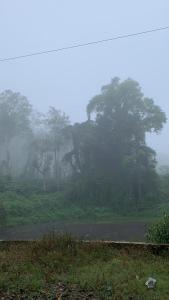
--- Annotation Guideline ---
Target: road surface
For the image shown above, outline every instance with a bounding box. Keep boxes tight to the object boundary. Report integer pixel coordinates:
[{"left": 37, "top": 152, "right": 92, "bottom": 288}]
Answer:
[{"left": 0, "top": 222, "right": 149, "bottom": 241}]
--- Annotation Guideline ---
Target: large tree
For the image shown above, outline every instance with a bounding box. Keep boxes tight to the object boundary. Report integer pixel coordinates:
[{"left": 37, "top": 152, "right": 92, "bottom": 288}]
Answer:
[
  {"left": 66, "top": 78, "right": 166, "bottom": 209},
  {"left": 0, "top": 90, "right": 32, "bottom": 175}
]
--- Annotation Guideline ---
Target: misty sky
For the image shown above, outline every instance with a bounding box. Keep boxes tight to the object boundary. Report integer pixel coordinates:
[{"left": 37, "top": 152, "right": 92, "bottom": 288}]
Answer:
[{"left": 0, "top": 1, "right": 169, "bottom": 155}]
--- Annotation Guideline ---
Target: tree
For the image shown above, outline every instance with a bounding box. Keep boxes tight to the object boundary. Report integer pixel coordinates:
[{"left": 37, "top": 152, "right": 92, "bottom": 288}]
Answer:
[
  {"left": 87, "top": 78, "right": 166, "bottom": 207},
  {"left": 64, "top": 121, "right": 97, "bottom": 176},
  {"left": 31, "top": 133, "right": 53, "bottom": 192},
  {"left": 0, "top": 90, "right": 32, "bottom": 175},
  {"left": 45, "top": 107, "right": 70, "bottom": 187},
  {"left": 66, "top": 78, "right": 166, "bottom": 209},
  {"left": 25, "top": 108, "right": 70, "bottom": 191}
]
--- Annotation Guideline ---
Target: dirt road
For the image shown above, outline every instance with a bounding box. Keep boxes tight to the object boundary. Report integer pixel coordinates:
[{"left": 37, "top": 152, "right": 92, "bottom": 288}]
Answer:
[{"left": 0, "top": 222, "right": 148, "bottom": 241}]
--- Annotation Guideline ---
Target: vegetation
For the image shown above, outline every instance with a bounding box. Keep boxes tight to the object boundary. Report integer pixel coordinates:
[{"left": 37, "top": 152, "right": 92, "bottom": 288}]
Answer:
[
  {"left": 0, "top": 234, "right": 168, "bottom": 299},
  {"left": 0, "top": 191, "right": 165, "bottom": 227},
  {"left": 0, "top": 79, "right": 169, "bottom": 298},
  {"left": 147, "top": 213, "right": 169, "bottom": 244},
  {"left": 0, "top": 193, "right": 168, "bottom": 229},
  {"left": 0, "top": 78, "right": 168, "bottom": 226}
]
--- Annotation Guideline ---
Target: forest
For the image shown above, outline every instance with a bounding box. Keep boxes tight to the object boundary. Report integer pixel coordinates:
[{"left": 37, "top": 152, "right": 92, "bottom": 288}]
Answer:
[{"left": 0, "top": 77, "right": 169, "bottom": 226}]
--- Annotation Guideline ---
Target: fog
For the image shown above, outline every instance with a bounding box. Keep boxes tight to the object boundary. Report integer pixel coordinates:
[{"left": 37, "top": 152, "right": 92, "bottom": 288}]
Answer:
[
  {"left": 1, "top": 3, "right": 169, "bottom": 294},
  {"left": 0, "top": 0, "right": 169, "bottom": 157},
  {"left": 0, "top": 1, "right": 169, "bottom": 247}
]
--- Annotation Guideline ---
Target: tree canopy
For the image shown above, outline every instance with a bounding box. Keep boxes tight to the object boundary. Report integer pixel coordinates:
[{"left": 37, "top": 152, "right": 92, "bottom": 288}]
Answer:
[
  {"left": 66, "top": 78, "right": 166, "bottom": 209},
  {"left": 0, "top": 78, "right": 167, "bottom": 211}
]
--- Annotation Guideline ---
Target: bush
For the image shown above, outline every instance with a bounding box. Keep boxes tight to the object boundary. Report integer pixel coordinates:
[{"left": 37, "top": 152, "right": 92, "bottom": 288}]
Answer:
[{"left": 147, "top": 213, "right": 169, "bottom": 243}]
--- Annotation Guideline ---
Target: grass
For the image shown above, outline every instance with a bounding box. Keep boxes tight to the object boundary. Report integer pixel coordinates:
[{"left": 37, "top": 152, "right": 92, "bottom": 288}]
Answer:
[
  {"left": 0, "top": 191, "right": 164, "bottom": 227},
  {"left": 0, "top": 234, "right": 169, "bottom": 299}
]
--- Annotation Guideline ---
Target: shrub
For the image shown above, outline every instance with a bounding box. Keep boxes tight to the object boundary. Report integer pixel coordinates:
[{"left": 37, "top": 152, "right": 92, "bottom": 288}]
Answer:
[{"left": 146, "top": 213, "right": 169, "bottom": 243}]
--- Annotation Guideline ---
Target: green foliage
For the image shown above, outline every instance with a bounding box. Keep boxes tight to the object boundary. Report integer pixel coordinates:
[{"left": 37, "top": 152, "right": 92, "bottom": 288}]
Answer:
[
  {"left": 0, "top": 191, "right": 67, "bottom": 226},
  {"left": 0, "top": 90, "right": 32, "bottom": 177},
  {"left": 0, "top": 90, "right": 32, "bottom": 143},
  {"left": 0, "top": 190, "right": 162, "bottom": 227},
  {"left": 66, "top": 78, "right": 166, "bottom": 210},
  {"left": 147, "top": 213, "right": 169, "bottom": 243},
  {"left": 0, "top": 78, "right": 167, "bottom": 215},
  {"left": 0, "top": 238, "right": 169, "bottom": 299},
  {"left": 0, "top": 176, "right": 43, "bottom": 195},
  {"left": 66, "top": 175, "right": 160, "bottom": 214},
  {"left": 25, "top": 108, "right": 70, "bottom": 191}
]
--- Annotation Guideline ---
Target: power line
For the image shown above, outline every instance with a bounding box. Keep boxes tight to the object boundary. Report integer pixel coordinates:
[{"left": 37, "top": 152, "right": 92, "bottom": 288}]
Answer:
[{"left": 0, "top": 26, "right": 169, "bottom": 63}]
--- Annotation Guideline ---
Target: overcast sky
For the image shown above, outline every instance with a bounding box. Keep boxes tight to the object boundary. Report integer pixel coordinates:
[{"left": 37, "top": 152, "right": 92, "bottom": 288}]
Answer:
[{"left": 0, "top": 1, "right": 169, "bottom": 155}]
